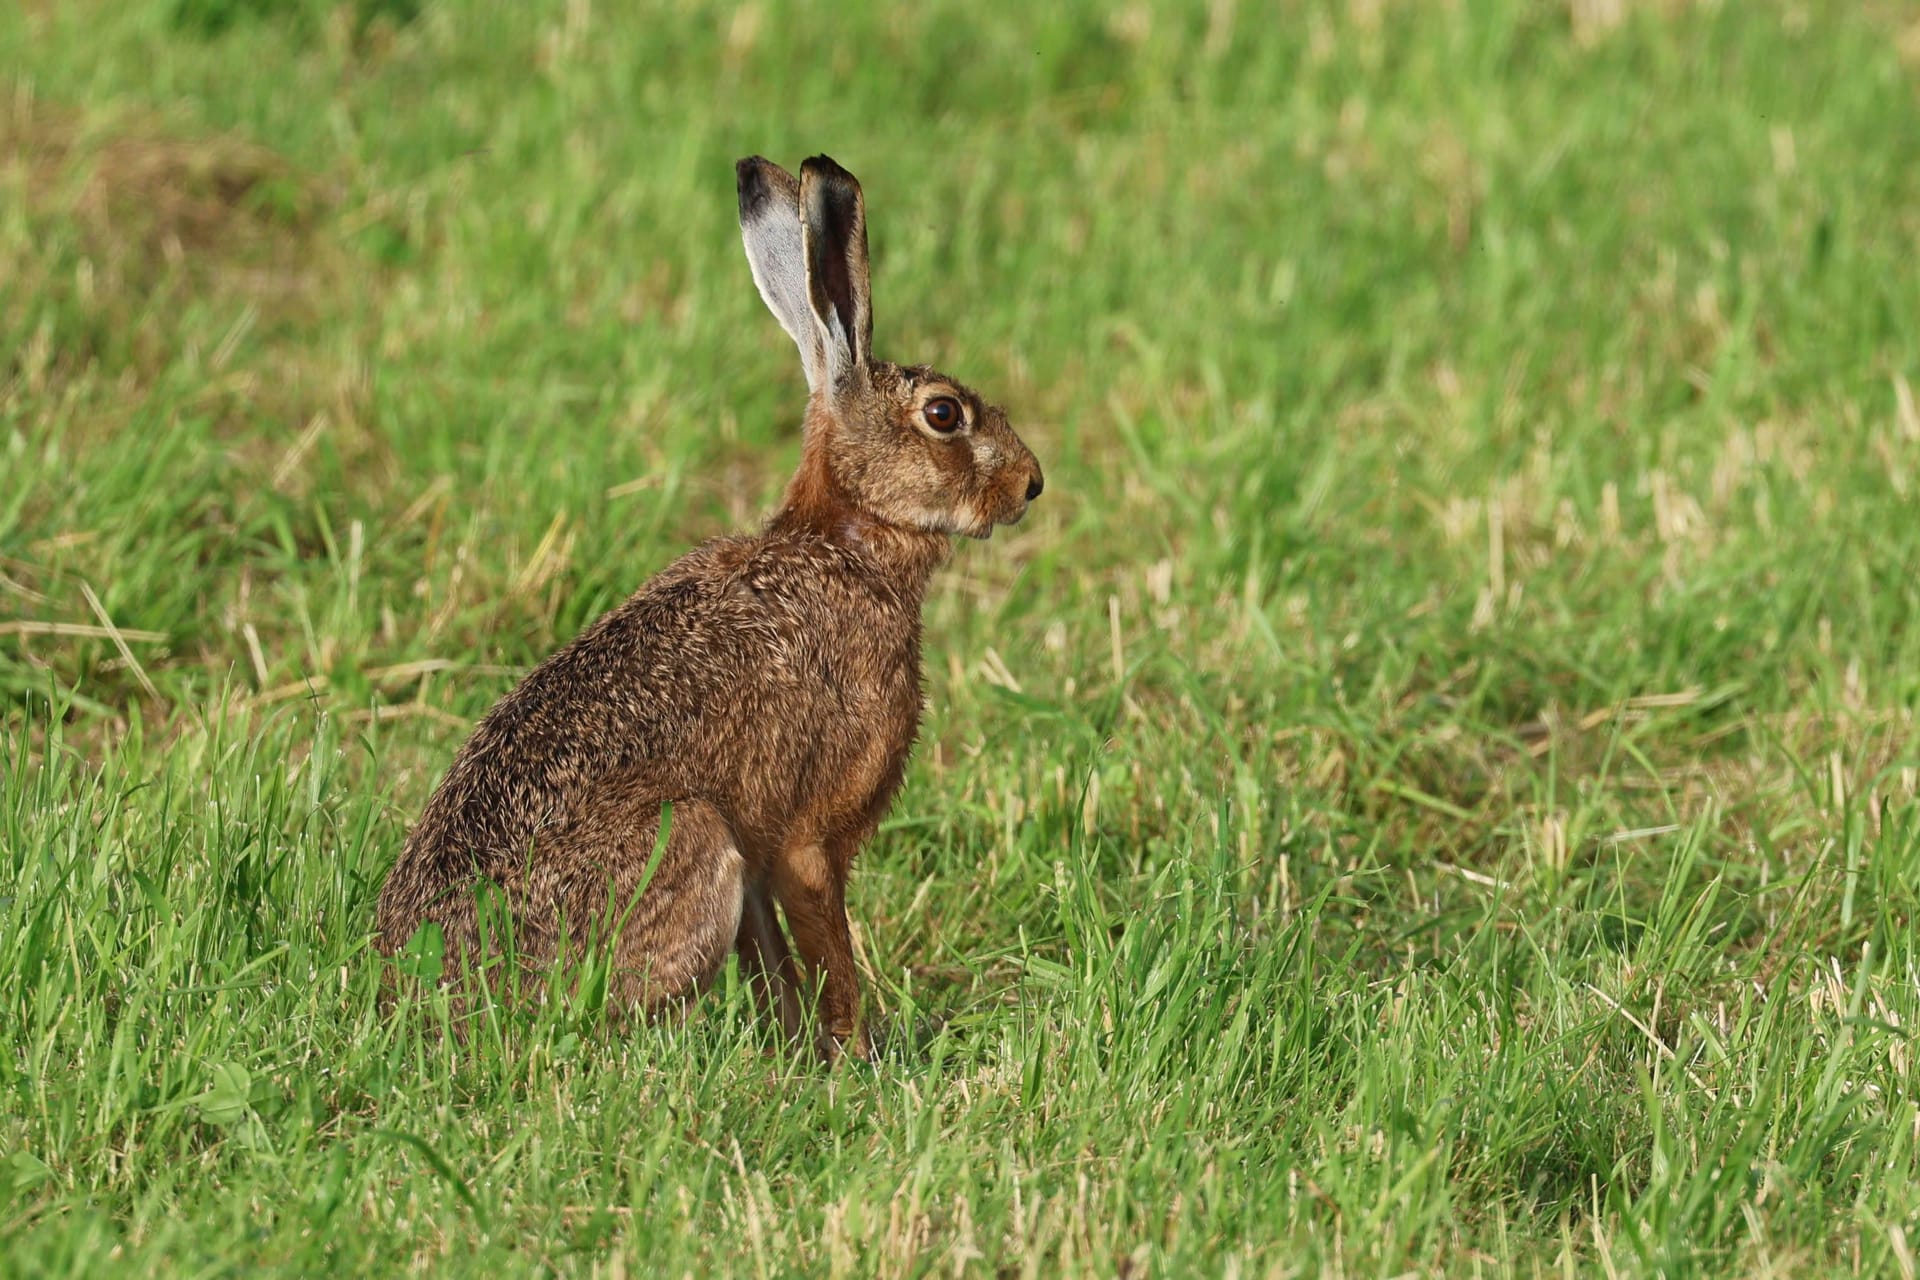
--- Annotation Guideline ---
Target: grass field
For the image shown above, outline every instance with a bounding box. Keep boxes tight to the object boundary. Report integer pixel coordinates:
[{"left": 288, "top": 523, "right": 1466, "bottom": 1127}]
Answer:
[{"left": 5, "top": 0, "right": 1920, "bottom": 1274}]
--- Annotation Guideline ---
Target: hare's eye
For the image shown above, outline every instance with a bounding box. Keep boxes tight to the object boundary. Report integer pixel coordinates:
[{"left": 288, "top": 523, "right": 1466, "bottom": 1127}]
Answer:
[{"left": 921, "top": 397, "right": 963, "bottom": 434}]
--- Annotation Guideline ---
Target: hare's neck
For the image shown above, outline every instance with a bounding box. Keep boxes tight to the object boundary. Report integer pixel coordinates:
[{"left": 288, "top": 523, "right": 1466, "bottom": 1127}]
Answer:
[{"left": 773, "top": 446, "right": 951, "bottom": 595}]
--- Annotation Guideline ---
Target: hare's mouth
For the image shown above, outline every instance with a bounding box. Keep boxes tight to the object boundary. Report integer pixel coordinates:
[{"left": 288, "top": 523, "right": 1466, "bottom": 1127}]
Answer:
[
  {"left": 909, "top": 493, "right": 1024, "bottom": 539},
  {"left": 960, "top": 509, "right": 1021, "bottom": 541}
]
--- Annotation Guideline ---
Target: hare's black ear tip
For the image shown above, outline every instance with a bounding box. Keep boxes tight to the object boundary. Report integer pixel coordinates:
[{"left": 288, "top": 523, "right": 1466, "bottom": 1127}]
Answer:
[
  {"left": 802, "top": 154, "right": 858, "bottom": 186},
  {"left": 736, "top": 157, "right": 771, "bottom": 213}
]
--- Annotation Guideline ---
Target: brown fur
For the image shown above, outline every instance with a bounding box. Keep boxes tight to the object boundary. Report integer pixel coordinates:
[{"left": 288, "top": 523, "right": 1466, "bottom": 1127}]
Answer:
[{"left": 373, "top": 155, "right": 1042, "bottom": 1059}]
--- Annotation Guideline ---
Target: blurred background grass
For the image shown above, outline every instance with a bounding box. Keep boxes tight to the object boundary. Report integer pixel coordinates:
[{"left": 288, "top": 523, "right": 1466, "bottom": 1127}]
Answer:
[{"left": 5, "top": 1, "right": 1920, "bottom": 1275}]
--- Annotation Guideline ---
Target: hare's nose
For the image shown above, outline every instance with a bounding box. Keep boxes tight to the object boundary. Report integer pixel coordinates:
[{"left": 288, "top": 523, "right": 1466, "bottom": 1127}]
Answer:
[{"left": 1025, "top": 473, "right": 1044, "bottom": 502}]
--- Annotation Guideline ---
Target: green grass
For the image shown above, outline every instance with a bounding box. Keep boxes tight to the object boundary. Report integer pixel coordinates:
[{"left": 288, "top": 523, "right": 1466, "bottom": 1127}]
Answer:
[{"left": 5, "top": 0, "right": 1920, "bottom": 1273}]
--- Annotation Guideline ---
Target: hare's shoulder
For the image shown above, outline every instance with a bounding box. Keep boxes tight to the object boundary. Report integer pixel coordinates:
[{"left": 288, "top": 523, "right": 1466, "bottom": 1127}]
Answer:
[
  {"left": 574, "top": 535, "right": 775, "bottom": 643},
  {"left": 719, "top": 529, "right": 920, "bottom": 625}
]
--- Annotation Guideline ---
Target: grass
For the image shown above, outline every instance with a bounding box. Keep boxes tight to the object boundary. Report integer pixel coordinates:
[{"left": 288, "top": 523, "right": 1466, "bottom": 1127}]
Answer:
[{"left": 4, "top": 0, "right": 1920, "bottom": 1273}]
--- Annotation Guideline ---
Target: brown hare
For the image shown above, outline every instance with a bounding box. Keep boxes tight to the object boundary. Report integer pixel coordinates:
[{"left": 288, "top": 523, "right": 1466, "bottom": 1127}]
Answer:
[{"left": 374, "top": 154, "right": 1043, "bottom": 1060}]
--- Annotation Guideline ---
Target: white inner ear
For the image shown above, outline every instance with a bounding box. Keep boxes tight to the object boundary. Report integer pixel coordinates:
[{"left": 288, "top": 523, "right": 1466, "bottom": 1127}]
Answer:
[
  {"left": 812, "top": 302, "right": 853, "bottom": 387},
  {"left": 741, "top": 211, "right": 823, "bottom": 391}
]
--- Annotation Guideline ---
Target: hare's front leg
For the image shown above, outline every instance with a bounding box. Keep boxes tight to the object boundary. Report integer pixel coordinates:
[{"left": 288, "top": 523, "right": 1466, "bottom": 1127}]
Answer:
[{"left": 771, "top": 839, "right": 871, "bottom": 1061}]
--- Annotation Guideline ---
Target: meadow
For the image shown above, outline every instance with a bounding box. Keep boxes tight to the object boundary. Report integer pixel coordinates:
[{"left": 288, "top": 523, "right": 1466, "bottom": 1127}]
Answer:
[{"left": 5, "top": 0, "right": 1920, "bottom": 1274}]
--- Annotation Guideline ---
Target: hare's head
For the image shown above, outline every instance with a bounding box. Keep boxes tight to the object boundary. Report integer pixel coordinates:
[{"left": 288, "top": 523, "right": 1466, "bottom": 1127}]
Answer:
[{"left": 737, "top": 155, "right": 1043, "bottom": 540}]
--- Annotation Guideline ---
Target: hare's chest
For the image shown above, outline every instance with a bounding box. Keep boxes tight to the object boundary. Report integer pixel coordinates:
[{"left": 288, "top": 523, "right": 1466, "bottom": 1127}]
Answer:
[
  {"left": 820, "top": 625, "right": 921, "bottom": 756},
  {"left": 788, "top": 628, "right": 923, "bottom": 840}
]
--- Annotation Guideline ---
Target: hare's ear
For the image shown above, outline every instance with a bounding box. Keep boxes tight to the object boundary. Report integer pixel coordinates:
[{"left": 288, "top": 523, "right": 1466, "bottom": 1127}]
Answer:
[
  {"left": 799, "top": 155, "right": 872, "bottom": 386},
  {"left": 737, "top": 156, "right": 827, "bottom": 390}
]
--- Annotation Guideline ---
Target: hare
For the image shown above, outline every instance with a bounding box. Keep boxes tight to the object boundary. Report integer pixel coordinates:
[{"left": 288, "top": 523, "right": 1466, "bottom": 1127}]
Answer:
[{"left": 374, "top": 155, "right": 1043, "bottom": 1059}]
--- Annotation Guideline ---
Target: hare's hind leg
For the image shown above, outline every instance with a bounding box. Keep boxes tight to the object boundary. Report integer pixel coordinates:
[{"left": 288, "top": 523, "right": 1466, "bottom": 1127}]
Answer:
[
  {"left": 735, "top": 884, "right": 804, "bottom": 1039},
  {"left": 598, "top": 799, "right": 746, "bottom": 1016}
]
